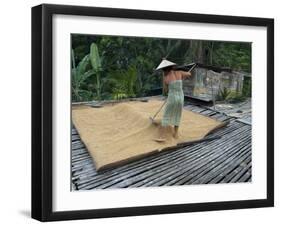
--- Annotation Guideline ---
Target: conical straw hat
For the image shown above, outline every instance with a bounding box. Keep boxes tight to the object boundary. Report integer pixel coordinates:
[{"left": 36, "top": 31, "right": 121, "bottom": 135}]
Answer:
[{"left": 155, "top": 59, "right": 177, "bottom": 70}]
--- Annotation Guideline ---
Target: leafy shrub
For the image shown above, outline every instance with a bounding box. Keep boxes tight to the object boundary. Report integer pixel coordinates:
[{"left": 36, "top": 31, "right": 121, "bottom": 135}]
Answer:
[
  {"left": 109, "top": 65, "right": 138, "bottom": 100},
  {"left": 216, "top": 87, "right": 231, "bottom": 101},
  {"left": 226, "top": 91, "right": 246, "bottom": 103},
  {"left": 71, "top": 51, "right": 95, "bottom": 101},
  {"left": 216, "top": 87, "right": 246, "bottom": 103},
  {"left": 242, "top": 77, "right": 251, "bottom": 97}
]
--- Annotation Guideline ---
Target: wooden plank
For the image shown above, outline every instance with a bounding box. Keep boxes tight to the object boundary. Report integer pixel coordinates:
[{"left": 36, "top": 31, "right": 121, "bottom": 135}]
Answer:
[
  {"left": 77, "top": 136, "right": 225, "bottom": 189},
  {"left": 72, "top": 154, "right": 92, "bottom": 163},
  {"left": 74, "top": 123, "right": 247, "bottom": 189},
  {"left": 191, "top": 145, "right": 251, "bottom": 184},
  {"left": 75, "top": 123, "right": 248, "bottom": 189},
  {"left": 72, "top": 135, "right": 80, "bottom": 141},
  {"left": 237, "top": 118, "right": 252, "bottom": 125},
  {"left": 208, "top": 155, "right": 251, "bottom": 183},
  {"left": 143, "top": 130, "right": 251, "bottom": 187},
  {"left": 230, "top": 161, "right": 252, "bottom": 183},
  {"left": 202, "top": 111, "right": 218, "bottom": 117},
  {"left": 111, "top": 141, "right": 232, "bottom": 188},
  {"left": 238, "top": 168, "right": 252, "bottom": 182},
  {"left": 185, "top": 105, "right": 207, "bottom": 113},
  {"left": 221, "top": 157, "right": 251, "bottom": 183},
  {"left": 72, "top": 149, "right": 88, "bottom": 156},
  {"left": 74, "top": 124, "right": 241, "bottom": 188},
  {"left": 72, "top": 141, "right": 85, "bottom": 150},
  {"left": 210, "top": 114, "right": 229, "bottom": 121},
  {"left": 71, "top": 102, "right": 252, "bottom": 190},
  {"left": 94, "top": 126, "right": 250, "bottom": 189},
  {"left": 78, "top": 143, "right": 212, "bottom": 189},
  {"left": 158, "top": 126, "right": 249, "bottom": 186},
  {"left": 74, "top": 141, "right": 208, "bottom": 187},
  {"left": 174, "top": 138, "right": 251, "bottom": 186},
  {"left": 72, "top": 153, "right": 88, "bottom": 159},
  {"left": 197, "top": 109, "right": 213, "bottom": 115}
]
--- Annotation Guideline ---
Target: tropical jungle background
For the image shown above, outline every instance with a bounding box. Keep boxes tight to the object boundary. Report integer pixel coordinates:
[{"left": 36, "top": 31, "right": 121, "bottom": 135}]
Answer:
[{"left": 71, "top": 34, "right": 251, "bottom": 102}]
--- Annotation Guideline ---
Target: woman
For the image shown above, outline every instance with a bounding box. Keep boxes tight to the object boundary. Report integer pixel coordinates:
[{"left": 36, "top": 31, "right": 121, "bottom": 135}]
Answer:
[{"left": 155, "top": 60, "right": 192, "bottom": 142}]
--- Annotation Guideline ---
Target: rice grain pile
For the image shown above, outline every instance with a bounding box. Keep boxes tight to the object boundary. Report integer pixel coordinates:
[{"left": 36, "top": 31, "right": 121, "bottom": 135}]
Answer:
[{"left": 72, "top": 99, "right": 224, "bottom": 171}]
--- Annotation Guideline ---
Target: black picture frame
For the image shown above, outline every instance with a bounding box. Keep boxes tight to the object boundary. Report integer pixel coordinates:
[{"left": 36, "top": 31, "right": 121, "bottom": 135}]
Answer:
[{"left": 31, "top": 3, "right": 274, "bottom": 222}]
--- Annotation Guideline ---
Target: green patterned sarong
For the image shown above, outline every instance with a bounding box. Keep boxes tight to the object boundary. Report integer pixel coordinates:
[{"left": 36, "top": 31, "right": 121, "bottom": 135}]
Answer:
[{"left": 161, "top": 80, "right": 184, "bottom": 127}]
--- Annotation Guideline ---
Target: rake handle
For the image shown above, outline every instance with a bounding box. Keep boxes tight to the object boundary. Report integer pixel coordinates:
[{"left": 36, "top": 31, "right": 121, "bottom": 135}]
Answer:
[{"left": 152, "top": 99, "right": 167, "bottom": 120}]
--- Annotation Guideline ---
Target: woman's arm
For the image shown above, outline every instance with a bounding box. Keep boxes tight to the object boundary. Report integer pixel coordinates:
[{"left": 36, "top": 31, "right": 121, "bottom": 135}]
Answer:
[{"left": 181, "top": 71, "right": 192, "bottom": 80}]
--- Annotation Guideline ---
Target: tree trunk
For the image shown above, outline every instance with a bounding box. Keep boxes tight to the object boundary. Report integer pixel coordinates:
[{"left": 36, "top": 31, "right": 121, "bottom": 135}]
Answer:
[
  {"left": 196, "top": 41, "right": 204, "bottom": 64},
  {"left": 210, "top": 42, "right": 214, "bottom": 65}
]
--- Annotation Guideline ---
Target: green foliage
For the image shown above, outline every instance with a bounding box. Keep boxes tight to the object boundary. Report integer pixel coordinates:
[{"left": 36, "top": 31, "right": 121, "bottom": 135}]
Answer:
[
  {"left": 242, "top": 77, "right": 251, "bottom": 97},
  {"left": 71, "top": 50, "right": 95, "bottom": 101},
  {"left": 90, "top": 43, "right": 102, "bottom": 72},
  {"left": 216, "top": 88, "right": 246, "bottom": 103},
  {"left": 212, "top": 43, "right": 251, "bottom": 72},
  {"left": 109, "top": 65, "right": 137, "bottom": 100},
  {"left": 71, "top": 34, "right": 252, "bottom": 102},
  {"left": 71, "top": 43, "right": 105, "bottom": 101},
  {"left": 89, "top": 43, "right": 103, "bottom": 100},
  {"left": 226, "top": 91, "right": 246, "bottom": 103},
  {"left": 216, "top": 87, "right": 231, "bottom": 101}
]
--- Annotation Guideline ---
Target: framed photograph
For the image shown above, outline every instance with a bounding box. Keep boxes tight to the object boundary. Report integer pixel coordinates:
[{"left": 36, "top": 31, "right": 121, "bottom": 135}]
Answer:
[{"left": 31, "top": 3, "right": 274, "bottom": 221}]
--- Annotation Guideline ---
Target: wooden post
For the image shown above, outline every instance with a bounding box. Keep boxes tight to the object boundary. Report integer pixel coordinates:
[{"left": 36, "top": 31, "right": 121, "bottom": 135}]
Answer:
[{"left": 210, "top": 72, "right": 216, "bottom": 110}]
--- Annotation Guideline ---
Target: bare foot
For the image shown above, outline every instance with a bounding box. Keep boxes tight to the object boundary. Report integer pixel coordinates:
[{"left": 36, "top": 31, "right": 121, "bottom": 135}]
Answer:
[
  {"left": 151, "top": 119, "right": 161, "bottom": 126},
  {"left": 173, "top": 132, "right": 179, "bottom": 139},
  {"left": 174, "top": 126, "right": 179, "bottom": 139},
  {"left": 154, "top": 137, "right": 166, "bottom": 142}
]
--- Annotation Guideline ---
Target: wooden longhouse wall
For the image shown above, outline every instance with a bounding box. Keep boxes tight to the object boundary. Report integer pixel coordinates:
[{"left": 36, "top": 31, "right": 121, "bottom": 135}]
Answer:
[{"left": 183, "top": 66, "right": 247, "bottom": 101}]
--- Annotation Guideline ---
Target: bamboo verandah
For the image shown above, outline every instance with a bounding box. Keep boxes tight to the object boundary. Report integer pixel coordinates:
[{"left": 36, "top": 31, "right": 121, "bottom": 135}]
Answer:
[{"left": 71, "top": 100, "right": 251, "bottom": 190}]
